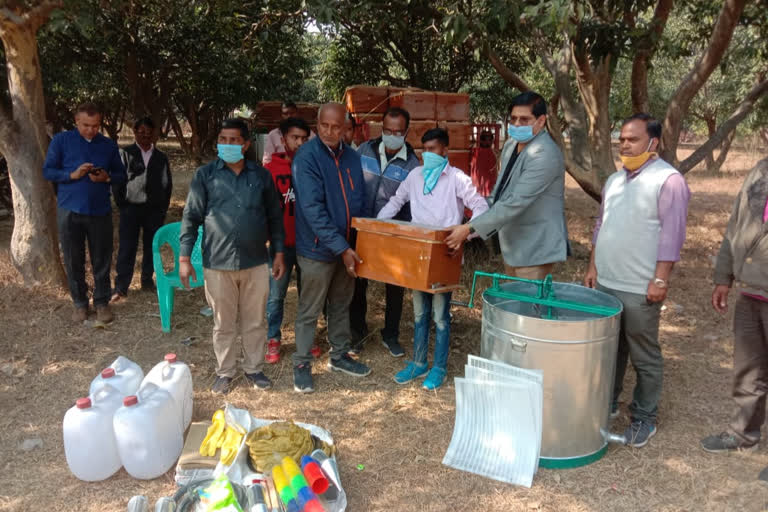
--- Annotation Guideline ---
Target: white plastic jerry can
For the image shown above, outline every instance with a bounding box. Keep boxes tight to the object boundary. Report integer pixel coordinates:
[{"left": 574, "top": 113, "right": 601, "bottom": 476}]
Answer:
[
  {"left": 62, "top": 396, "right": 122, "bottom": 481},
  {"left": 113, "top": 383, "right": 183, "bottom": 479},
  {"left": 142, "top": 353, "right": 193, "bottom": 430},
  {"left": 89, "top": 355, "right": 144, "bottom": 397}
]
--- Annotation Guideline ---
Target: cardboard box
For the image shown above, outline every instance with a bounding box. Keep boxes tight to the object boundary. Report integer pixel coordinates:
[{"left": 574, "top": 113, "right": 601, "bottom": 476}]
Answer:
[
  {"left": 448, "top": 150, "right": 471, "bottom": 173},
  {"left": 345, "top": 85, "right": 390, "bottom": 114},
  {"left": 406, "top": 120, "right": 438, "bottom": 149},
  {"left": 439, "top": 121, "right": 473, "bottom": 149},
  {"left": 389, "top": 92, "right": 437, "bottom": 120},
  {"left": 352, "top": 218, "right": 463, "bottom": 293},
  {"left": 435, "top": 92, "right": 470, "bottom": 121}
]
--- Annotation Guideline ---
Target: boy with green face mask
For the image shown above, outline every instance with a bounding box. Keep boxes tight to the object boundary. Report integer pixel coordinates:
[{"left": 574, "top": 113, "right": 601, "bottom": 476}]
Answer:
[{"left": 377, "top": 128, "right": 489, "bottom": 390}]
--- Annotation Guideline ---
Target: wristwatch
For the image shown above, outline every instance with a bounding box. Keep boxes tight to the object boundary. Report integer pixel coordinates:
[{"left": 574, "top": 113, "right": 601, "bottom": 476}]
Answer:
[{"left": 652, "top": 277, "right": 668, "bottom": 289}]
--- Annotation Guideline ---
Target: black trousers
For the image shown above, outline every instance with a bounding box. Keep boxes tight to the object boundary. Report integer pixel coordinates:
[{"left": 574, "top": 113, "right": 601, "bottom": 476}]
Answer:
[
  {"left": 349, "top": 277, "right": 404, "bottom": 342},
  {"left": 115, "top": 204, "right": 166, "bottom": 294},
  {"left": 57, "top": 207, "right": 113, "bottom": 308}
]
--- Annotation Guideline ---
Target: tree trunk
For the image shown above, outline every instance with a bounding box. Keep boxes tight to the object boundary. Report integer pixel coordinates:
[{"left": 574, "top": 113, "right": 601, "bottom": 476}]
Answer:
[
  {"left": 710, "top": 129, "right": 735, "bottom": 174},
  {"left": 630, "top": 0, "right": 674, "bottom": 113},
  {"left": 704, "top": 116, "right": 717, "bottom": 171},
  {"left": 0, "top": 8, "right": 66, "bottom": 286},
  {"left": 660, "top": 0, "right": 747, "bottom": 164},
  {"left": 678, "top": 74, "right": 768, "bottom": 174}
]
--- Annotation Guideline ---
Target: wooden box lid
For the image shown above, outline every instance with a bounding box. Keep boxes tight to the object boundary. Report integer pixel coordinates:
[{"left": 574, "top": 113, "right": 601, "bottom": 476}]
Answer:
[{"left": 352, "top": 218, "right": 452, "bottom": 242}]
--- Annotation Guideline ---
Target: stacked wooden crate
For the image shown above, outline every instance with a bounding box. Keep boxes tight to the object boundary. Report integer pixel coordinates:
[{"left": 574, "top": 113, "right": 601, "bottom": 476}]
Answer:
[
  {"left": 251, "top": 102, "right": 319, "bottom": 133},
  {"left": 345, "top": 85, "right": 472, "bottom": 171}
]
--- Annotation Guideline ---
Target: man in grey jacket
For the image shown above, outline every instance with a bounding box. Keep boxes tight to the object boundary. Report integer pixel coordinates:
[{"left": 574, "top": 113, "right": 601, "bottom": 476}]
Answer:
[
  {"left": 701, "top": 158, "right": 768, "bottom": 481},
  {"left": 445, "top": 92, "right": 567, "bottom": 279}
]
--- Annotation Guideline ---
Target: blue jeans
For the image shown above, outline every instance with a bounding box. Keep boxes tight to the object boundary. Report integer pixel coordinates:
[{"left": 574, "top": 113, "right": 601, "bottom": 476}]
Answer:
[
  {"left": 267, "top": 246, "right": 299, "bottom": 340},
  {"left": 412, "top": 290, "right": 452, "bottom": 370}
]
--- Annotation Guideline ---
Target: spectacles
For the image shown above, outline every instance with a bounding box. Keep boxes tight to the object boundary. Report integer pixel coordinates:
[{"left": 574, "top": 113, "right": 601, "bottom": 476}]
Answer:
[{"left": 382, "top": 129, "right": 407, "bottom": 137}]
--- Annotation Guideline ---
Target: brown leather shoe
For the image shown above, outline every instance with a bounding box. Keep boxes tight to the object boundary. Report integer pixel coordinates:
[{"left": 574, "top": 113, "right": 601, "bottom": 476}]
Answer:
[
  {"left": 96, "top": 305, "right": 114, "bottom": 324},
  {"left": 72, "top": 307, "right": 87, "bottom": 324}
]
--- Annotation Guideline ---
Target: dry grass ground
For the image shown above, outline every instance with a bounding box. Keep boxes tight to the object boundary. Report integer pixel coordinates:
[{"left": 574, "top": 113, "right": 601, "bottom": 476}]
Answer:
[{"left": 1, "top": 143, "right": 768, "bottom": 511}]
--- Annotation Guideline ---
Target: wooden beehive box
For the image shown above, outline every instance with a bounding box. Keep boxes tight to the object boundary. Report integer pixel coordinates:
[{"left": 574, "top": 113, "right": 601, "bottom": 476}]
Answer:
[
  {"left": 365, "top": 121, "right": 383, "bottom": 140},
  {"left": 406, "top": 120, "right": 438, "bottom": 149},
  {"left": 435, "top": 92, "right": 470, "bottom": 121},
  {"left": 352, "top": 218, "right": 463, "bottom": 293},
  {"left": 254, "top": 101, "right": 283, "bottom": 125},
  {"left": 439, "top": 121, "right": 472, "bottom": 149},
  {"left": 448, "top": 150, "right": 471, "bottom": 173},
  {"left": 345, "top": 85, "right": 390, "bottom": 114},
  {"left": 296, "top": 103, "right": 319, "bottom": 122},
  {"left": 389, "top": 91, "right": 437, "bottom": 120}
]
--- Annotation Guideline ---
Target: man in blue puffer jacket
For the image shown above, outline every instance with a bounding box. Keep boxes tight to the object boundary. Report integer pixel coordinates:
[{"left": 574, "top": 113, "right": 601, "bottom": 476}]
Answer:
[
  {"left": 291, "top": 102, "right": 371, "bottom": 393},
  {"left": 350, "top": 107, "right": 421, "bottom": 357}
]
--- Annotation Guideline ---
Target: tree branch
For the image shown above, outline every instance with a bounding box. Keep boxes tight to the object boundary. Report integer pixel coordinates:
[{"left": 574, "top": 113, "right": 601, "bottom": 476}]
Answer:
[
  {"left": 661, "top": 0, "right": 747, "bottom": 161},
  {"left": 481, "top": 43, "right": 530, "bottom": 92},
  {"left": 630, "top": 0, "right": 674, "bottom": 113},
  {"left": 678, "top": 75, "right": 768, "bottom": 174}
]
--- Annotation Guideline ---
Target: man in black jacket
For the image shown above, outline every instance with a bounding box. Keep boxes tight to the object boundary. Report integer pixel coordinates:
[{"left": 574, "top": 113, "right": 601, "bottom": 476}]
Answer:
[{"left": 112, "top": 117, "right": 172, "bottom": 300}]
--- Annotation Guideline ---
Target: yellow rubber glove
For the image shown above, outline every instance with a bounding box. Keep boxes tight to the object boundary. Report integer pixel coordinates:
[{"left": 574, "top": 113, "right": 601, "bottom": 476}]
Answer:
[
  {"left": 199, "top": 410, "right": 226, "bottom": 457},
  {"left": 220, "top": 426, "right": 244, "bottom": 465}
]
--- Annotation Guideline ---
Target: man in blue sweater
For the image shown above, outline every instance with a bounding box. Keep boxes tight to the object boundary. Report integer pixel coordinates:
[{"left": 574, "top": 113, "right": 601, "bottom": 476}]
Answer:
[
  {"left": 43, "top": 102, "right": 126, "bottom": 324},
  {"left": 291, "top": 102, "right": 371, "bottom": 393}
]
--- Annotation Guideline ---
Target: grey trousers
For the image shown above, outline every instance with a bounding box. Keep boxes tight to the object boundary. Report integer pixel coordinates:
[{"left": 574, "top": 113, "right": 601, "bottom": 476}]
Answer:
[
  {"left": 293, "top": 256, "right": 354, "bottom": 365},
  {"left": 728, "top": 294, "right": 768, "bottom": 444},
  {"left": 599, "top": 284, "right": 663, "bottom": 424}
]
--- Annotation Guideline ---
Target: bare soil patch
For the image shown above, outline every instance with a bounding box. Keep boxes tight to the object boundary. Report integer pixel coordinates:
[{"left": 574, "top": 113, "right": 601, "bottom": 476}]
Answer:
[{"left": 1, "top": 146, "right": 767, "bottom": 511}]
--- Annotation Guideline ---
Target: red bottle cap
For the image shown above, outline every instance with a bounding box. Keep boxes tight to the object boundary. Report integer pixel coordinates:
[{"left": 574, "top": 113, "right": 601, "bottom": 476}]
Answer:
[
  {"left": 123, "top": 395, "right": 138, "bottom": 406},
  {"left": 76, "top": 397, "right": 91, "bottom": 409},
  {"left": 164, "top": 353, "right": 177, "bottom": 363},
  {"left": 303, "top": 498, "right": 325, "bottom": 512},
  {"left": 101, "top": 367, "right": 116, "bottom": 378}
]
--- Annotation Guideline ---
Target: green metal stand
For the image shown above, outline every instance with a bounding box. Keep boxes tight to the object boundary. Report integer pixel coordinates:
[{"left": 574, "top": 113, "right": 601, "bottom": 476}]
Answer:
[{"left": 455, "top": 271, "right": 621, "bottom": 318}]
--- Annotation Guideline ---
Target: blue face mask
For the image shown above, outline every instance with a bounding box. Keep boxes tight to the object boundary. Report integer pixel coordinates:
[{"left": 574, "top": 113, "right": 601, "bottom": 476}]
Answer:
[
  {"left": 421, "top": 152, "right": 448, "bottom": 194},
  {"left": 217, "top": 144, "right": 244, "bottom": 164},
  {"left": 507, "top": 125, "right": 535, "bottom": 143}
]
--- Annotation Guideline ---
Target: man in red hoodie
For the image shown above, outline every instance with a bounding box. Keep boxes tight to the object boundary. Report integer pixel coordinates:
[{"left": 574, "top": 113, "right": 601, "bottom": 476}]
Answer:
[{"left": 264, "top": 117, "right": 311, "bottom": 363}]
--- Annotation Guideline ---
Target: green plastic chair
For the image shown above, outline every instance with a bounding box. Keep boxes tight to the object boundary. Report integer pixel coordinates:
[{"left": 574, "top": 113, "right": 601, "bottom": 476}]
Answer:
[{"left": 152, "top": 221, "right": 205, "bottom": 332}]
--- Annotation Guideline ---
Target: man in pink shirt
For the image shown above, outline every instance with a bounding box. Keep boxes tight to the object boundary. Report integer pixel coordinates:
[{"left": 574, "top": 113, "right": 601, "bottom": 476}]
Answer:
[
  {"left": 701, "top": 158, "right": 768, "bottom": 486},
  {"left": 262, "top": 102, "right": 316, "bottom": 164},
  {"left": 378, "top": 128, "right": 488, "bottom": 390}
]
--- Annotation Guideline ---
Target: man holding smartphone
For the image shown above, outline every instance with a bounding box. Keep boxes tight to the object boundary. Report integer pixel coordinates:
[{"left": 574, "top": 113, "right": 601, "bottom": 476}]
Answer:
[{"left": 43, "top": 102, "right": 126, "bottom": 324}]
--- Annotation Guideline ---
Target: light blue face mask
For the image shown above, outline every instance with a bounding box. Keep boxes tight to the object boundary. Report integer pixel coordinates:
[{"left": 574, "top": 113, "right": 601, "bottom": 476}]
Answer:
[
  {"left": 507, "top": 125, "right": 535, "bottom": 143},
  {"left": 382, "top": 134, "right": 405, "bottom": 151},
  {"left": 421, "top": 151, "right": 448, "bottom": 194},
  {"left": 217, "top": 144, "right": 244, "bottom": 164}
]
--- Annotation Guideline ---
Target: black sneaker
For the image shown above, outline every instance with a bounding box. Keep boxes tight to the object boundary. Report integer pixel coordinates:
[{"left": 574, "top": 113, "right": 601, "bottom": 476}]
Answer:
[
  {"left": 624, "top": 420, "right": 657, "bottom": 448},
  {"left": 293, "top": 363, "right": 314, "bottom": 393},
  {"left": 328, "top": 354, "right": 371, "bottom": 377},
  {"left": 245, "top": 371, "right": 272, "bottom": 390},
  {"left": 381, "top": 337, "right": 405, "bottom": 358},
  {"left": 700, "top": 432, "right": 758, "bottom": 453},
  {"left": 211, "top": 376, "right": 232, "bottom": 395}
]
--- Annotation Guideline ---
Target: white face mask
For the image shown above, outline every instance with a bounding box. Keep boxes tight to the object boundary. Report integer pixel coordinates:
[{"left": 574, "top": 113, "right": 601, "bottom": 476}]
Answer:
[{"left": 382, "top": 134, "right": 405, "bottom": 151}]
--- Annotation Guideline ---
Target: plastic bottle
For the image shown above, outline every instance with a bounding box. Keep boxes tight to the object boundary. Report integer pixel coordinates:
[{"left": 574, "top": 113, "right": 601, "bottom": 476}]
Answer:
[
  {"left": 246, "top": 485, "right": 268, "bottom": 512},
  {"left": 63, "top": 396, "right": 122, "bottom": 481},
  {"left": 90, "top": 382, "right": 125, "bottom": 413},
  {"left": 300, "top": 456, "right": 329, "bottom": 494},
  {"left": 90, "top": 356, "right": 144, "bottom": 397},
  {"left": 113, "top": 384, "right": 183, "bottom": 479},
  {"left": 126, "top": 495, "right": 149, "bottom": 512},
  {"left": 141, "top": 353, "right": 193, "bottom": 430},
  {"left": 154, "top": 497, "right": 176, "bottom": 511}
]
